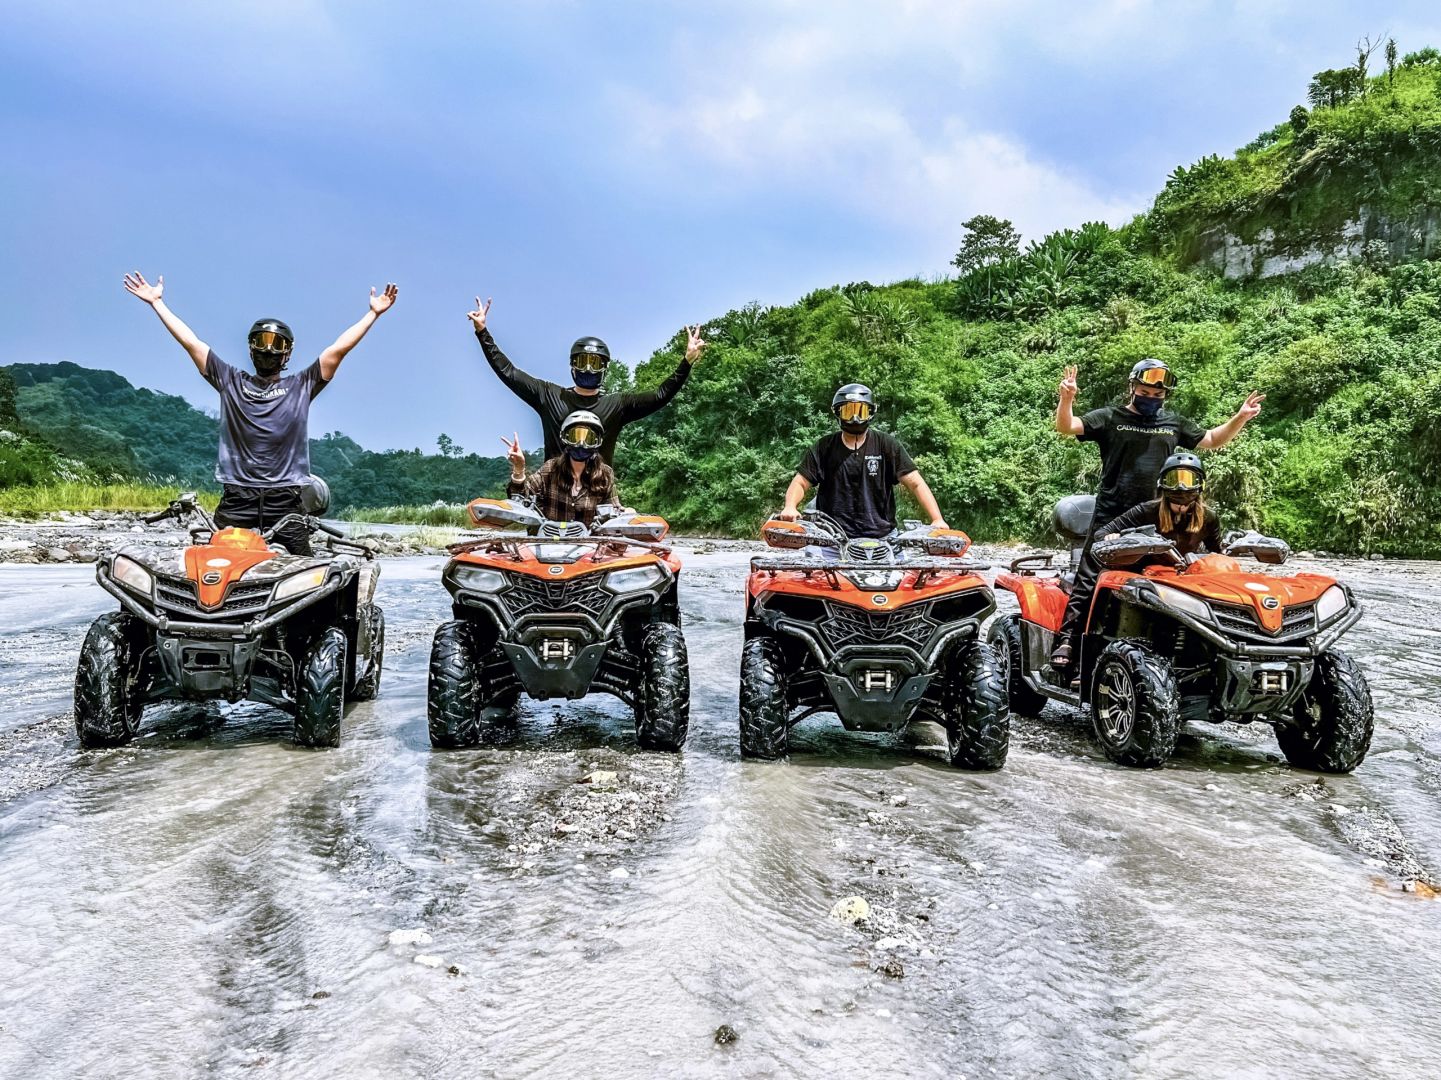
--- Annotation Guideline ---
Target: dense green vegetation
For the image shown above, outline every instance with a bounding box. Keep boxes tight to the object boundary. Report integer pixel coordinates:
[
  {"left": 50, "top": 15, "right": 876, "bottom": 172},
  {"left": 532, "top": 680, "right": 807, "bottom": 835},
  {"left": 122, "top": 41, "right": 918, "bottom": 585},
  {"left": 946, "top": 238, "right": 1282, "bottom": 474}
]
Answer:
[
  {"left": 618, "top": 47, "right": 1441, "bottom": 556},
  {"left": 0, "top": 483, "right": 218, "bottom": 516}
]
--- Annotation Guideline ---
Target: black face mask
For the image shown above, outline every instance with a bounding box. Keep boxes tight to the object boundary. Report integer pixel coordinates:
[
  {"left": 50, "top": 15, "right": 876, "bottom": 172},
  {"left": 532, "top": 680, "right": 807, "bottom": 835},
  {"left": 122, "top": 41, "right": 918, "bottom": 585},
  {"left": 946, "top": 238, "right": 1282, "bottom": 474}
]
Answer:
[
  {"left": 1131, "top": 394, "right": 1164, "bottom": 417},
  {"left": 251, "top": 350, "right": 290, "bottom": 377},
  {"left": 840, "top": 419, "right": 871, "bottom": 437}
]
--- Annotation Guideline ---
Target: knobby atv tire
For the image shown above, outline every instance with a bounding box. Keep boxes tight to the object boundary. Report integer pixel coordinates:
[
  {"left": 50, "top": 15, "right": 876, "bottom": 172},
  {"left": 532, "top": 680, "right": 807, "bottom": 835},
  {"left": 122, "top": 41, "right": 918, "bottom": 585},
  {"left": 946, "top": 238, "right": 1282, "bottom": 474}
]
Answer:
[
  {"left": 991, "top": 614, "right": 1048, "bottom": 718},
  {"left": 295, "top": 627, "right": 347, "bottom": 748},
  {"left": 636, "top": 623, "right": 690, "bottom": 751},
  {"left": 738, "top": 636, "right": 789, "bottom": 759},
  {"left": 945, "top": 640, "right": 1010, "bottom": 770},
  {"left": 1276, "top": 649, "right": 1373, "bottom": 773},
  {"left": 75, "top": 612, "right": 147, "bottom": 747},
  {"left": 1090, "top": 640, "right": 1179, "bottom": 768},
  {"left": 428, "top": 620, "right": 482, "bottom": 748},
  {"left": 349, "top": 605, "right": 385, "bottom": 702}
]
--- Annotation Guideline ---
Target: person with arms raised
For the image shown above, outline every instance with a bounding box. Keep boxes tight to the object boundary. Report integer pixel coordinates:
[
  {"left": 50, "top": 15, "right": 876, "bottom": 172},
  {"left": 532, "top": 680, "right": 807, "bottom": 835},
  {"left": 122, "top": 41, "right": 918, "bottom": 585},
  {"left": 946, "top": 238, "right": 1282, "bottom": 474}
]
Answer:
[
  {"left": 1049, "top": 358, "right": 1263, "bottom": 672},
  {"left": 468, "top": 296, "right": 703, "bottom": 464},
  {"left": 122, "top": 271, "right": 398, "bottom": 555}
]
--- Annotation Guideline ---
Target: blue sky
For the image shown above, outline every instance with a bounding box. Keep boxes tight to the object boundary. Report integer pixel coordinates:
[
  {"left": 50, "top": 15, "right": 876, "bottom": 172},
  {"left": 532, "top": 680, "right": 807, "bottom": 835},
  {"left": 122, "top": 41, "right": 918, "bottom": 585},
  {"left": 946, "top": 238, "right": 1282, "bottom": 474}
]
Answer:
[{"left": 3, "top": 1, "right": 1438, "bottom": 454}]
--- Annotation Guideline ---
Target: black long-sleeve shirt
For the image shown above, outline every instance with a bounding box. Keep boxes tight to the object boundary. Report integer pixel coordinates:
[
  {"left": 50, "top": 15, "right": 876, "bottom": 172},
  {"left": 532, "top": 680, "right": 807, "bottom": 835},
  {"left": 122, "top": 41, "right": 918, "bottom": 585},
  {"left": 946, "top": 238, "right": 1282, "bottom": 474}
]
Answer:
[
  {"left": 1092, "top": 499, "right": 1222, "bottom": 557},
  {"left": 476, "top": 328, "right": 692, "bottom": 464}
]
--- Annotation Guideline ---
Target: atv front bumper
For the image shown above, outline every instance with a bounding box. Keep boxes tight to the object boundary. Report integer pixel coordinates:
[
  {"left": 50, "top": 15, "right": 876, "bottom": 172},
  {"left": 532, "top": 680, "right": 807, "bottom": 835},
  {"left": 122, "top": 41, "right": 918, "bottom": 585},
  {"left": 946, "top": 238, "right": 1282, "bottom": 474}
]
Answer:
[
  {"left": 822, "top": 653, "right": 933, "bottom": 732},
  {"left": 500, "top": 626, "right": 612, "bottom": 700}
]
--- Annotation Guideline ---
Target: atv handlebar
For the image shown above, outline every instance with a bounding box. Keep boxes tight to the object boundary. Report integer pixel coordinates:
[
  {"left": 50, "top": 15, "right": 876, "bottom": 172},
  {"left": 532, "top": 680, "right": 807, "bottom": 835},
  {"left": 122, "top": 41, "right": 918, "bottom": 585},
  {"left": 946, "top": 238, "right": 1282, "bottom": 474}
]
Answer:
[{"left": 142, "top": 509, "right": 172, "bottom": 525}]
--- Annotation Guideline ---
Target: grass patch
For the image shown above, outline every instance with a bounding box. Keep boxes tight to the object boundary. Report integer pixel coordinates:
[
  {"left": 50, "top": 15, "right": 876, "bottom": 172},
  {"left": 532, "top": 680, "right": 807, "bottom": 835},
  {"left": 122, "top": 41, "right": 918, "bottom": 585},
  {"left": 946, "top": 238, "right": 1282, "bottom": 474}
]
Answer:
[
  {"left": 0, "top": 482, "right": 218, "bottom": 516},
  {"left": 338, "top": 504, "right": 471, "bottom": 527}
]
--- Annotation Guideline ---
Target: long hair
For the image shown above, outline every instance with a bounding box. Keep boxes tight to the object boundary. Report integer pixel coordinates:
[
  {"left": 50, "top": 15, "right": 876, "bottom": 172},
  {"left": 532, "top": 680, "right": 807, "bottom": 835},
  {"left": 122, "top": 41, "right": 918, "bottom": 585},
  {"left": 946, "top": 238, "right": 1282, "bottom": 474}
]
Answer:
[{"left": 1159, "top": 495, "right": 1206, "bottom": 538}]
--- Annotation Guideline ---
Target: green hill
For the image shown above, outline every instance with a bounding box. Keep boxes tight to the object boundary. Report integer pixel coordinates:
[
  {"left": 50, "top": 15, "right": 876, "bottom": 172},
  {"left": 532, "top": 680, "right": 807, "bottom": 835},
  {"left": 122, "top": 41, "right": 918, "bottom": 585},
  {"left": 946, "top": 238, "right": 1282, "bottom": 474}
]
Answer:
[
  {"left": 2, "top": 362, "right": 515, "bottom": 511},
  {"left": 617, "top": 46, "right": 1441, "bottom": 556}
]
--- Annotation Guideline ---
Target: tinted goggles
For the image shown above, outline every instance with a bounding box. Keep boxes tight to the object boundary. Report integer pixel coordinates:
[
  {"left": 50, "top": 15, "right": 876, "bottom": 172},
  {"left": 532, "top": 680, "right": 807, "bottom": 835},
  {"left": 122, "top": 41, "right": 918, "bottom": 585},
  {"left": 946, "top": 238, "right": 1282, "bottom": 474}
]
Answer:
[
  {"left": 571, "top": 353, "right": 609, "bottom": 373},
  {"left": 835, "top": 401, "right": 874, "bottom": 423},
  {"left": 249, "top": 331, "right": 292, "bottom": 354},
  {"left": 1133, "top": 366, "right": 1177, "bottom": 390},
  {"left": 561, "top": 424, "right": 602, "bottom": 449}
]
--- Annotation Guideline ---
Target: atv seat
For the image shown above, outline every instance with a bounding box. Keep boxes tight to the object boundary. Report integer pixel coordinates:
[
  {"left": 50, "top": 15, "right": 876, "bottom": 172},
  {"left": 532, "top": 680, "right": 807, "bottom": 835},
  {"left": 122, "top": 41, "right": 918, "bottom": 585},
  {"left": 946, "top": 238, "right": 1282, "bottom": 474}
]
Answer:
[{"left": 1052, "top": 495, "right": 1096, "bottom": 569}]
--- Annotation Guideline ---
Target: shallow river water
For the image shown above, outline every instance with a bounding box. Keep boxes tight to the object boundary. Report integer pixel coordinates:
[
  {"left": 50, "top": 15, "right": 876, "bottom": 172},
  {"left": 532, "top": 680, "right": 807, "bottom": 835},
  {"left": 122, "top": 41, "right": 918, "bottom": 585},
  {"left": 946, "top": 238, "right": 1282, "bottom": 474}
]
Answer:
[{"left": 0, "top": 548, "right": 1438, "bottom": 1079}]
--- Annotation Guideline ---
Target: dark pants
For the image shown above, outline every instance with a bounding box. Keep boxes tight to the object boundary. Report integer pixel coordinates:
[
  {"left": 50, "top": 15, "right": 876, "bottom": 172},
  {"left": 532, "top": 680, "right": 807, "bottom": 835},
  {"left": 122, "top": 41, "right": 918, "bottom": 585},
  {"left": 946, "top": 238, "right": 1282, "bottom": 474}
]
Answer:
[
  {"left": 215, "top": 484, "right": 312, "bottom": 556},
  {"left": 1055, "top": 526, "right": 1100, "bottom": 662}
]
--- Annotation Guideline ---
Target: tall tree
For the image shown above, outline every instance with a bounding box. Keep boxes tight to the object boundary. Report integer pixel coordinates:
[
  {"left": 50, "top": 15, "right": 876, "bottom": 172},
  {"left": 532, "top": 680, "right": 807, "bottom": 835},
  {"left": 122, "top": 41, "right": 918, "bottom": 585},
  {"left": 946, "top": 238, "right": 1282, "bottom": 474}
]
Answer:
[
  {"left": 952, "top": 215, "right": 1022, "bottom": 275},
  {"left": 1386, "top": 38, "right": 1398, "bottom": 85}
]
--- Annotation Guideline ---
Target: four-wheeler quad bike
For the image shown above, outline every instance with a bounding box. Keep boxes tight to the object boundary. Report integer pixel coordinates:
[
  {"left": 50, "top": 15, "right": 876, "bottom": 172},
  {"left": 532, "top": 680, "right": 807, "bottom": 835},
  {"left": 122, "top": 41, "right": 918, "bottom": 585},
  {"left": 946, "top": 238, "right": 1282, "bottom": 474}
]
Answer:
[
  {"left": 739, "top": 513, "right": 1008, "bottom": 769},
  {"left": 989, "top": 495, "right": 1373, "bottom": 771},
  {"left": 75, "top": 488, "right": 385, "bottom": 749},
  {"left": 427, "top": 498, "right": 688, "bottom": 750}
]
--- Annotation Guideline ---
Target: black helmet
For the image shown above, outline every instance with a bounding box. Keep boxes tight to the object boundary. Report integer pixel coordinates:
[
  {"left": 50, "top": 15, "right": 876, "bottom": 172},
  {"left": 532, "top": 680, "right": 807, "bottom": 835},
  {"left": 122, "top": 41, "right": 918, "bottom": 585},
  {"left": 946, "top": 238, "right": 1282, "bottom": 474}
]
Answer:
[
  {"left": 248, "top": 318, "right": 293, "bottom": 376},
  {"left": 570, "top": 336, "right": 611, "bottom": 364},
  {"left": 559, "top": 409, "right": 605, "bottom": 455},
  {"left": 1129, "top": 357, "right": 1176, "bottom": 390},
  {"left": 1157, "top": 452, "right": 1205, "bottom": 504},
  {"left": 831, "top": 383, "right": 877, "bottom": 430}
]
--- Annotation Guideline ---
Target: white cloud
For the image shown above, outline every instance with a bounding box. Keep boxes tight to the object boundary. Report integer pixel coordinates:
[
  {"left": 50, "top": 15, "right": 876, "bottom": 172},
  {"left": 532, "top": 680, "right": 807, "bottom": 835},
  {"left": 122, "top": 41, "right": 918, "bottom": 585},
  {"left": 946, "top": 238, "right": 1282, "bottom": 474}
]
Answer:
[{"left": 607, "top": 5, "right": 1150, "bottom": 246}]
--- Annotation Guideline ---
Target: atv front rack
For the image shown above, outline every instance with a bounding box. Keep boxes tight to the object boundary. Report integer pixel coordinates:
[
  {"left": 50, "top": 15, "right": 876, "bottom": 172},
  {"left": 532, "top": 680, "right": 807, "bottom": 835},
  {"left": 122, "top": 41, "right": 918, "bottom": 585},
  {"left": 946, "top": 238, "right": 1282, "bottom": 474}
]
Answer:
[
  {"left": 448, "top": 531, "right": 672, "bottom": 558},
  {"left": 750, "top": 555, "right": 989, "bottom": 589}
]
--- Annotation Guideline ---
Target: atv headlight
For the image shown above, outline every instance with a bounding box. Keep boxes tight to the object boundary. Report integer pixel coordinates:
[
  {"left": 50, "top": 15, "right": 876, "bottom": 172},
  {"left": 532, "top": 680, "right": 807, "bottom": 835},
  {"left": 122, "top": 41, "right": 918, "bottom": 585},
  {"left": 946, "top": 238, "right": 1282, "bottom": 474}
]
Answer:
[
  {"left": 844, "top": 569, "right": 904, "bottom": 592},
  {"left": 1152, "top": 583, "right": 1213, "bottom": 623},
  {"left": 451, "top": 565, "right": 507, "bottom": 594},
  {"left": 1315, "top": 585, "right": 1349, "bottom": 625},
  {"left": 274, "top": 567, "right": 329, "bottom": 601},
  {"left": 605, "top": 564, "right": 665, "bottom": 593},
  {"left": 112, "top": 555, "right": 154, "bottom": 596}
]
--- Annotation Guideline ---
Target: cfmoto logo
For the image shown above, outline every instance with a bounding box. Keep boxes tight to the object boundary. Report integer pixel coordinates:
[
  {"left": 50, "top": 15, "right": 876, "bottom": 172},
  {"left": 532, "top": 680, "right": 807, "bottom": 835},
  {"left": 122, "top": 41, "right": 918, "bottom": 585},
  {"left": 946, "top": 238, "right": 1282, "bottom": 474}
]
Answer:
[
  {"left": 548, "top": 565, "right": 565, "bottom": 576},
  {"left": 871, "top": 594, "right": 888, "bottom": 607},
  {"left": 1261, "top": 595, "right": 1280, "bottom": 610},
  {"left": 201, "top": 571, "right": 222, "bottom": 585}
]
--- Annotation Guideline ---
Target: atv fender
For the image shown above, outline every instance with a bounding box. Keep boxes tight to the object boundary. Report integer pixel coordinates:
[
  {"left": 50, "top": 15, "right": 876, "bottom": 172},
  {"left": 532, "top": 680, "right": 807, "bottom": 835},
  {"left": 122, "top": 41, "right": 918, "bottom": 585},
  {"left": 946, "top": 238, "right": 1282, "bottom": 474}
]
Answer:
[{"left": 995, "top": 572, "right": 1068, "bottom": 633}]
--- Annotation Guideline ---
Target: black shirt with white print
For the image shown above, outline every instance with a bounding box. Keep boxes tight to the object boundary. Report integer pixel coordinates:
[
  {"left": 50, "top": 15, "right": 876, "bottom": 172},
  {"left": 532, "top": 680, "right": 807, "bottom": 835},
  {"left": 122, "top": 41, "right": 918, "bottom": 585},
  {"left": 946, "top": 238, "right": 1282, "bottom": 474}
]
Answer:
[
  {"left": 798, "top": 429, "right": 917, "bottom": 540},
  {"left": 1079, "top": 405, "right": 1205, "bottom": 526}
]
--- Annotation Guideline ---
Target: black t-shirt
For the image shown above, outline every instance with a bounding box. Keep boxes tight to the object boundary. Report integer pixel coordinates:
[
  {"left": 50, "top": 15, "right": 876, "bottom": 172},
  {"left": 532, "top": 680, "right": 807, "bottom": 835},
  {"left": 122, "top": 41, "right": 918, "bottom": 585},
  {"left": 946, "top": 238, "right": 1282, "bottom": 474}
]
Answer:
[
  {"left": 798, "top": 430, "right": 917, "bottom": 539},
  {"left": 1079, "top": 405, "right": 1205, "bottom": 525},
  {"left": 1093, "top": 499, "right": 1222, "bottom": 557}
]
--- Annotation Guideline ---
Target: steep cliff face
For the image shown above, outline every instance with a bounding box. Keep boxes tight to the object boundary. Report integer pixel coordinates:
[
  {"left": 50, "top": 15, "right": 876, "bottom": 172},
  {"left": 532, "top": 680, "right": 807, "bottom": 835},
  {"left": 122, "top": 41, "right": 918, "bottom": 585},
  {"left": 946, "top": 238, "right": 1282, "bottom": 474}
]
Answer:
[
  {"left": 1143, "top": 58, "right": 1441, "bottom": 280},
  {"left": 1194, "top": 206, "right": 1441, "bottom": 279}
]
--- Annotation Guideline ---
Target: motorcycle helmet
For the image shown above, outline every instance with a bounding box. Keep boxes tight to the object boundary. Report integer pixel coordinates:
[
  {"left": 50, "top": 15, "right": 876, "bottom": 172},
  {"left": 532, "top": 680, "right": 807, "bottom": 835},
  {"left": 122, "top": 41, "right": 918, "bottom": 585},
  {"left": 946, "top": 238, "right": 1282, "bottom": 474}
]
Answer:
[
  {"left": 831, "top": 383, "right": 877, "bottom": 435},
  {"left": 1157, "top": 452, "right": 1205, "bottom": 506},
  {"left": 248, "top": 318, "right": 294, "bottom": 376},
  {"left": 570, "top": 336, "right": 611, "bottom": 389},
  {"left": 1129, "top": 357, "right": 1177, "bottom": 391},
  {"left": 559, "top": 410, "right": 605, "bottom": 461}
]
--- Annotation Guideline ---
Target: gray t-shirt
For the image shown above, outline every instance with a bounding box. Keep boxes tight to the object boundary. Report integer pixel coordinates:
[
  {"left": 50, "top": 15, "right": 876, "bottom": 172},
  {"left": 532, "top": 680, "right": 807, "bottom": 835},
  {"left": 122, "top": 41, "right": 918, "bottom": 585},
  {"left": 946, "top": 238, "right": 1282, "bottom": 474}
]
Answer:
[{"left": 203, "top": 350, "right": 328, "bottom": 488}]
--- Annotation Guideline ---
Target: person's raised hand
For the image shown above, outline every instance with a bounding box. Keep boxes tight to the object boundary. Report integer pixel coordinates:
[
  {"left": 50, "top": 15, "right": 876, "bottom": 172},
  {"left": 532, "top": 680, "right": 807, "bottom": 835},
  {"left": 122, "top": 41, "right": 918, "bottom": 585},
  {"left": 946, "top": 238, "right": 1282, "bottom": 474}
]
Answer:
[
  {"left": 123, "top": 271, "right": 164, "bottom": 305},
  {"left": 1058, "top": 364, "right": 1079, "bottom": 400},
  {"left": 685, "top": 324, "right": 707, "bottom": 364},
  {"left": 370, "top": 283, "right": 398, "bottom": 315},
  {"left": 468, "top": 296, "right": 493, "bottom": 332},
  {"left": 776, "top": 507, "right": 800, "bottom": 522},
  {"left": 1237, "top": 390, "right": 1265, "bottom": 423},
  {"left": 502, "top": 432, "right": 525, "bottom": 473}
]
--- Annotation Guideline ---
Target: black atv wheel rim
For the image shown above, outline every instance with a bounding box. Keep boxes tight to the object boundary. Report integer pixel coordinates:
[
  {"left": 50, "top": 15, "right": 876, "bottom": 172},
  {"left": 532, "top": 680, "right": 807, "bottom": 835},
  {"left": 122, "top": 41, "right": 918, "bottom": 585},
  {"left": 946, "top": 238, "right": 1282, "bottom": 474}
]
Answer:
[{"left": 1097, "top": 662, "right": 1135, "bottom": 745}]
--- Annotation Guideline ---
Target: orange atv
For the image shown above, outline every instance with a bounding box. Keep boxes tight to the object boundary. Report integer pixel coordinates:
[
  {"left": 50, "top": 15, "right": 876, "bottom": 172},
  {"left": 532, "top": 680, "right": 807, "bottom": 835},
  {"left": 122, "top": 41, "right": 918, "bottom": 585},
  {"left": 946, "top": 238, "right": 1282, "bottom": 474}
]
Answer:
[
  {"left": 739, "top": 513, "right": 1008, "bottom": 768},
  {"left": 427, "top": 498, "right": 688, "bottom": 750},
  {"left": 989, "top": 496, "right": 1373, "bottom": 771},
  {"left": 77, "top": 489, "right": 384, "bottom": 748}
]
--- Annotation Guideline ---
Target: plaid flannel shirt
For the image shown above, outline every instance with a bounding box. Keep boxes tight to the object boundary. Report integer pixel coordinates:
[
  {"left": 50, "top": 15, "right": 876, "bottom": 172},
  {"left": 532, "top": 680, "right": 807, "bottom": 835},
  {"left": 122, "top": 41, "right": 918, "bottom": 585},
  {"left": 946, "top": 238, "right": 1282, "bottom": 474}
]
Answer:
[{"left": 507, "top": 456, "right": 619, "bottom": 527}]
